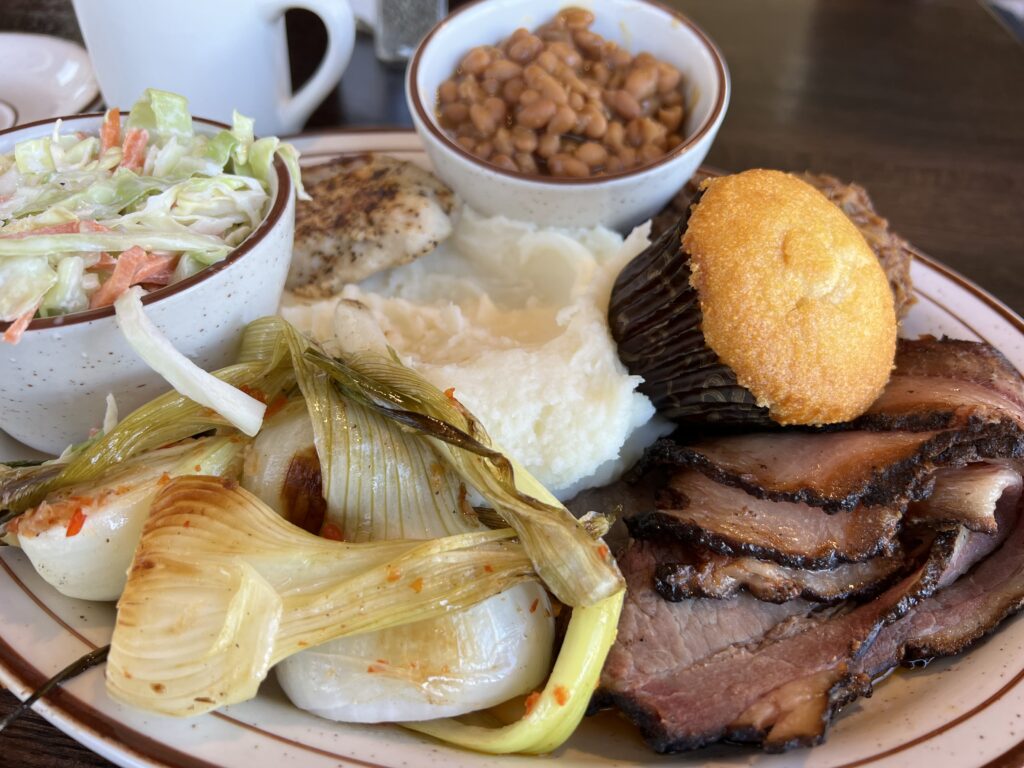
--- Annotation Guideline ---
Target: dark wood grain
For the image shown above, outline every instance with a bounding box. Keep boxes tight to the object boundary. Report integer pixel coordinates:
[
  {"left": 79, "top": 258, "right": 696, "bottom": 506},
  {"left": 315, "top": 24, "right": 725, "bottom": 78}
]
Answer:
[
  {"left": 675, "top": 0, "right": 1024, "bottom": 317},
  {"left": 0, "top": 1, "right": 1022, "bottom": 766}
]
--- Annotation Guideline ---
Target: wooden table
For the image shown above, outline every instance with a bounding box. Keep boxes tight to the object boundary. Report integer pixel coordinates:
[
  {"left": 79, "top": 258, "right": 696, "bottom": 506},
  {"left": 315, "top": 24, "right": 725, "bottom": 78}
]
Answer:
[{"left": 2, "top": 1, "right": 1023, "bottom": 766}]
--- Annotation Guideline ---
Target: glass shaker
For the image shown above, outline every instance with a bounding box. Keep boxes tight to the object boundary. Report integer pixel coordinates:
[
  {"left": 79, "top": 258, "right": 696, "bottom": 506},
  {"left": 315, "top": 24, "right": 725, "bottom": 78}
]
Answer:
[{"left": 374, "top": 0, "right": 446, "bottom": 64}]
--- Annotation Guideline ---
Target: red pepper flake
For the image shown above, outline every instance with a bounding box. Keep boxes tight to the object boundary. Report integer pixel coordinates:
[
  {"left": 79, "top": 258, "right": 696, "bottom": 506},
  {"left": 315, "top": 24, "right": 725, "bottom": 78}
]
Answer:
[
  {"left": 320, "top": 522, "right": 344, "bottom": 541},
  {"left": 553, "top": 685, "right": 570, "bottom": 706},
  {"left": 367, "top": 664, "right": 385, "bottom": 674},
  {"left": 409, "top": 577, "right": 424, "bottom": 593},
  {"left": 65, "top": 508, "right": 87, "bottom": 537},
  {"left": 386, "top": 566, "right": 402, "bottom": 583},
  {"left": 157, "top": 473, "right": 171, "bottom": 486},
  {"left": 443, "top": 387, "right": 456, "bottom": 400},
  {"left": 194, "top": 464, "right": 202, "bottom": 472},
  {"left": 529, "top": 598, "right": 540, "bottom": 614},
  {"left": 524, "top": 691, "right": 541, "bottom": 715},
  {"left": 483, "top": 564, "right": 494, "bottom": 573},
  {"left": 265, "top": 393, "right": 288, "bottom": 419},
  {"left": 183, "top": 520, "right": 191, "bottom": 528},
  {"left": 597, "top": 544, "right": 609, "bottom": 559}
]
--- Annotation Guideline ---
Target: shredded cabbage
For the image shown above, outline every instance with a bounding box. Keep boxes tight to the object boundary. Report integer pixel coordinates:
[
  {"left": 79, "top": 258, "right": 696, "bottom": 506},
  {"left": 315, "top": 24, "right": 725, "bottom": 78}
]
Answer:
[
  {"left": 0, "top": 88, "right": 306, "bottom": 339},
  {"left": 113, "top": 287, "right": 266, "bottom": 436}
]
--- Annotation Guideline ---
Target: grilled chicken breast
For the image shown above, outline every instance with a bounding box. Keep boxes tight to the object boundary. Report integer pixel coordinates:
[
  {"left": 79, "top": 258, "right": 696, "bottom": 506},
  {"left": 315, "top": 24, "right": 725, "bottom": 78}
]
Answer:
[{"left": 288, "top": 155, "right": 457, "bottom": 296}]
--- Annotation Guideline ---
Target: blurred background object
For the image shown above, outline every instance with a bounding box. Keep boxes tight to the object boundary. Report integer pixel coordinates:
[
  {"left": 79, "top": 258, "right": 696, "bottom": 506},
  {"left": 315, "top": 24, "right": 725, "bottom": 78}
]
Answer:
[
  {"left": 375, "top": 0, "right": 447, "bottom": 63},
  {"left": 990, "top": 0, "right": 1024, "bottom": 36}
]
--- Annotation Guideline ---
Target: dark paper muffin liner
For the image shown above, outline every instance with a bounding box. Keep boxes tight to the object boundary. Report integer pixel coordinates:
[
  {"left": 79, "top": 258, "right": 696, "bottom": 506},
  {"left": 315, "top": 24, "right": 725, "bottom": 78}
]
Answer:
[{"left": 609, "top": 194, "right": 773, "bottom": 427}]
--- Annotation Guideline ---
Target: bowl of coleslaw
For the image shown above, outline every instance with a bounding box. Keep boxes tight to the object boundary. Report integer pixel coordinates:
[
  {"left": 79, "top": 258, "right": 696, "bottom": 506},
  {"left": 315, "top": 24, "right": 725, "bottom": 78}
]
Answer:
[{"left": 0, "top": 89, "right": 301, "bottom": 454}]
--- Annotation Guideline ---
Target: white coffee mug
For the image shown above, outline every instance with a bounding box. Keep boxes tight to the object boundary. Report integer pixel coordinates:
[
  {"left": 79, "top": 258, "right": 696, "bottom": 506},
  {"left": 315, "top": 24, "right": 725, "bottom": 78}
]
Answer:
[{"left": 71, "top": 0, "right": 356, "bottom": 134}]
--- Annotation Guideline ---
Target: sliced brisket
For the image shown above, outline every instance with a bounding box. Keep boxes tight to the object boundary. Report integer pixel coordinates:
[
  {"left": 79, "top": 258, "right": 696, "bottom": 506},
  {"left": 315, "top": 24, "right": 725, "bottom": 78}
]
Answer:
[
  {"left": 654, "top": 548, "right": 906, "bottom": 603},
  {"left": 629, "top": 470, "right": 903, "bottom": 568},
  {"left": 647, "top": 424, "right": 1022, "bottom": 512},
  {"left": 906, "top": 463, "right": 1022, "bottom": 534},
  {"left": 598, "top": 526, "right": 982, "bottom": 753},
  {"left": 857, "top": 338, "right": 1024, "bottom": 432}
]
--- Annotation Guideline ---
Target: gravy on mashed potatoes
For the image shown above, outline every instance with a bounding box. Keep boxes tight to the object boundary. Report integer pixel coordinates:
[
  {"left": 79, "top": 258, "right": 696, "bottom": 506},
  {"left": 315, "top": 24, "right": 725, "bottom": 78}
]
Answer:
[{"left": 281, "top": 207, "right": 671, "bottom": 500}]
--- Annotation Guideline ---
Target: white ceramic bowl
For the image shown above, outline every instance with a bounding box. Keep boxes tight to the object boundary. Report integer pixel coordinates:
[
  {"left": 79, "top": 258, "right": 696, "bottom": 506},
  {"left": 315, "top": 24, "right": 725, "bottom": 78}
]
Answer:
[
  {"left": 406, "top": 0, "right": 729, "bottom": 230},
  {"left": 0, "top": 114, "right": 295, "bottom": 455}
]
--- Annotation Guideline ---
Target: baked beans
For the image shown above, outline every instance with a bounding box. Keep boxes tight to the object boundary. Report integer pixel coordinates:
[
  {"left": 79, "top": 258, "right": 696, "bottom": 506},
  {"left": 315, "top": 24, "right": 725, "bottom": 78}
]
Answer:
[{"left": 435, "top": 8, "right": 688, "bottom": 178}]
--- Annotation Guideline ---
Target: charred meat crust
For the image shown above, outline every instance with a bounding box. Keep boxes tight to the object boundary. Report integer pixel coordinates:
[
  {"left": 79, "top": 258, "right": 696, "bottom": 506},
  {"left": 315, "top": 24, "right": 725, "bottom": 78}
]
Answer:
[
  {"left": 628, "top": 511, "right": 898, "bottom": 570},
  {"left": 644, "top": 422, "right": 1024, "bottom": 513},
  {"left": 653, "top": 552, "right": 907, "bottom": 604}
]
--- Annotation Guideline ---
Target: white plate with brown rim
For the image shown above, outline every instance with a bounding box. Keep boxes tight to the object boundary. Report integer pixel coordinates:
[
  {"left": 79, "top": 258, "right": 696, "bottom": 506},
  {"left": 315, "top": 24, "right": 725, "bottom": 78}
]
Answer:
[{"left": 1, "top": 129, "right": 1023, "bottom": 768}]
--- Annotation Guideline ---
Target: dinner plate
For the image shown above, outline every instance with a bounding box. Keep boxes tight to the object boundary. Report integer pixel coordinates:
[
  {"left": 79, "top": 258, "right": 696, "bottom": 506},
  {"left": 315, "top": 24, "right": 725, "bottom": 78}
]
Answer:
[
  {"left": 0, "top": 33, "right": 99, "bottom": 129},
  {"left": 2, "top": 129, "right": 1023, "bottom": 768}
]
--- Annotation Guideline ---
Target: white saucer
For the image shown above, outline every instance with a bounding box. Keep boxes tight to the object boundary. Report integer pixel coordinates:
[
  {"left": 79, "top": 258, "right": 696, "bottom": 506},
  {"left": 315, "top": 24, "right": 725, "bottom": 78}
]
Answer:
[{"left": 0, "top": 33, "right": 98, "bottom": 128}]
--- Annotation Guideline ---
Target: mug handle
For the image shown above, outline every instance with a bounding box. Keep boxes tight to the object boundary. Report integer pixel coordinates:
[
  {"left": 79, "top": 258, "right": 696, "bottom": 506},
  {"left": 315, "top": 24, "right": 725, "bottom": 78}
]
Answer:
[{"left": 262, "top": 0, "right": 356, "bottom": 133}]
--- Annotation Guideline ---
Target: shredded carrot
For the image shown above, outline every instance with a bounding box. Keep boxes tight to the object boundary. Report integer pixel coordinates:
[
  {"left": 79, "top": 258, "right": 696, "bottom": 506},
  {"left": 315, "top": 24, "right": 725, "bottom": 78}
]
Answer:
[
  {"left": 120, "top": 128, "right": 149, "bottom": 172},
  {"left": 193, "top": 464, "right": 202, "bottom": 472},
  {"left": 88, "top": 252, "right": 118, "bottom": 271},
  {"left": 524, "top": 691, "right": 542, "bottom": 715},
  {"left": 443, "top": 387, "right": 456, "bottom": 400},
  {"left": 79, "top": 219, "right": 111, "bottom": 234},
  {"left": 320, "top": 522, "right": 344, "bottom": 541},
  {"left": 131, "top": 252, "right": 178, "bottom": 284},
  {"left": 597, "top": 544, "right": 609, "bottom": 559},
  {"left": 89, "top": 246, "right": 147, "bottom": 308},
  {"left": 409, "top": 577, "right": 424, "bottom": 593},
  {"left": 65, "top": 508, "right": 87, "bottom": 537},
  {"left": 386, "top": 566, "right": 402, "bottom": 583},
  {"left": 3, "top": 300, "right": 41, "bottom": 344},
  {"left": 100, "top": 108, "right": 121, "bottom": 152},
  {"left": 264, "top": 393, "right": 288, "bottom": 419},
  {"left": 157, "top": 473, "right": 171, "bottom": 486},
  {"left": 553, "top": 685, "right": 570, "bottom": 706}
]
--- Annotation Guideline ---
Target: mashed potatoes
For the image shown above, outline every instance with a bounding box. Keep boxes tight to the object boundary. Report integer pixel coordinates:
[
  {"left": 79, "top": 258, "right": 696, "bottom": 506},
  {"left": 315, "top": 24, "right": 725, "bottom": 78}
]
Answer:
[{"left": 281, "top": 208, "right": 670, "bottom": 500}]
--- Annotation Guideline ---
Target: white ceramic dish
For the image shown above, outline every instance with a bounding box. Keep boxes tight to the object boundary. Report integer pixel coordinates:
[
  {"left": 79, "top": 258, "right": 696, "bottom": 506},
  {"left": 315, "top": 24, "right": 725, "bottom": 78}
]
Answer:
[
  {"left": 2, "top": 129, "right": 1024, "bottom": 768},
  {"left": 0, "top": 114, "right": 296, "bottom": 455},
  {"left": 0, "top": 33, "right": 98, "bottom": 129},
  {"left": 406, "top": 0, "right": 729, "bottom": 230}
]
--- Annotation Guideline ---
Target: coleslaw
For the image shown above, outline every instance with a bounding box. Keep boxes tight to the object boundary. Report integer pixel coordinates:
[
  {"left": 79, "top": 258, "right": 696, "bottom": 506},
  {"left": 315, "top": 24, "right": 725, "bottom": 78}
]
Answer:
[{"left": 0, "top": 88, "right": 307, "bottom": 343}]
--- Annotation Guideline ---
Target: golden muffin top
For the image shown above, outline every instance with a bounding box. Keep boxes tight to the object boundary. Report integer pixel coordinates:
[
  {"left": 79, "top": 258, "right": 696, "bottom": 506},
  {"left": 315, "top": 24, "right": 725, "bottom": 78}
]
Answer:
[{"left": 683, "top": 169, "right": 897, "bottom": 425}]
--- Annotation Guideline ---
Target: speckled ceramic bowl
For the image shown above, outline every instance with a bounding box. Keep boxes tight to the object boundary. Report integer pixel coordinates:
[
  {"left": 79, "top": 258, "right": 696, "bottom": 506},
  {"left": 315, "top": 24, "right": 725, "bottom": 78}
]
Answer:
[
  {"left": 406, "top": 0, "right": 729, "bottom": 230},
  {"left": 0, "top": 114, "right": 295, "bottom": 455}
]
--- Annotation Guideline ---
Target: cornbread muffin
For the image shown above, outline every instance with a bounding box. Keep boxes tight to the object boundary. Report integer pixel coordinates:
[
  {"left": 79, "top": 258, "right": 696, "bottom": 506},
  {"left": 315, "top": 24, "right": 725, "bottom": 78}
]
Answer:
[{"left": 609, "top": 169, "right": 897, "bottom": 427}]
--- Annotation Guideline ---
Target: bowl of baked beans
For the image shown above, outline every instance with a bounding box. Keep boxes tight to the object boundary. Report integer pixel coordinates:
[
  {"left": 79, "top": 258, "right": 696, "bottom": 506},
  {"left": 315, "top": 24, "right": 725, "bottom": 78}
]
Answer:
[{"left": 407, "top": 0, "right": 729, "bottom": 229}]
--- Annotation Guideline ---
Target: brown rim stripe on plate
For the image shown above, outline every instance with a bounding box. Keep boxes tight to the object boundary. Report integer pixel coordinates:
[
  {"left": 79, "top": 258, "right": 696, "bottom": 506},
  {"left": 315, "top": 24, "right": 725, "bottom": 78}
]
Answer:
[
  {"left": 915, "top": 287, "right": 998, "bottom": 354},
  {"left": 0, "top": 554, "right": 392, "bottom": 768},
  {"left": 0, "top": 631, "right": 223, "bottom": 768},
  {"left": 407, "top": 0, "right": 729, "bottom": 186},
  {"left": 1, "top": 144, "right": 1023, "bottom": 766},
  {"left": 0, "top": 114, "right": 292, "bottom": 334}
]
